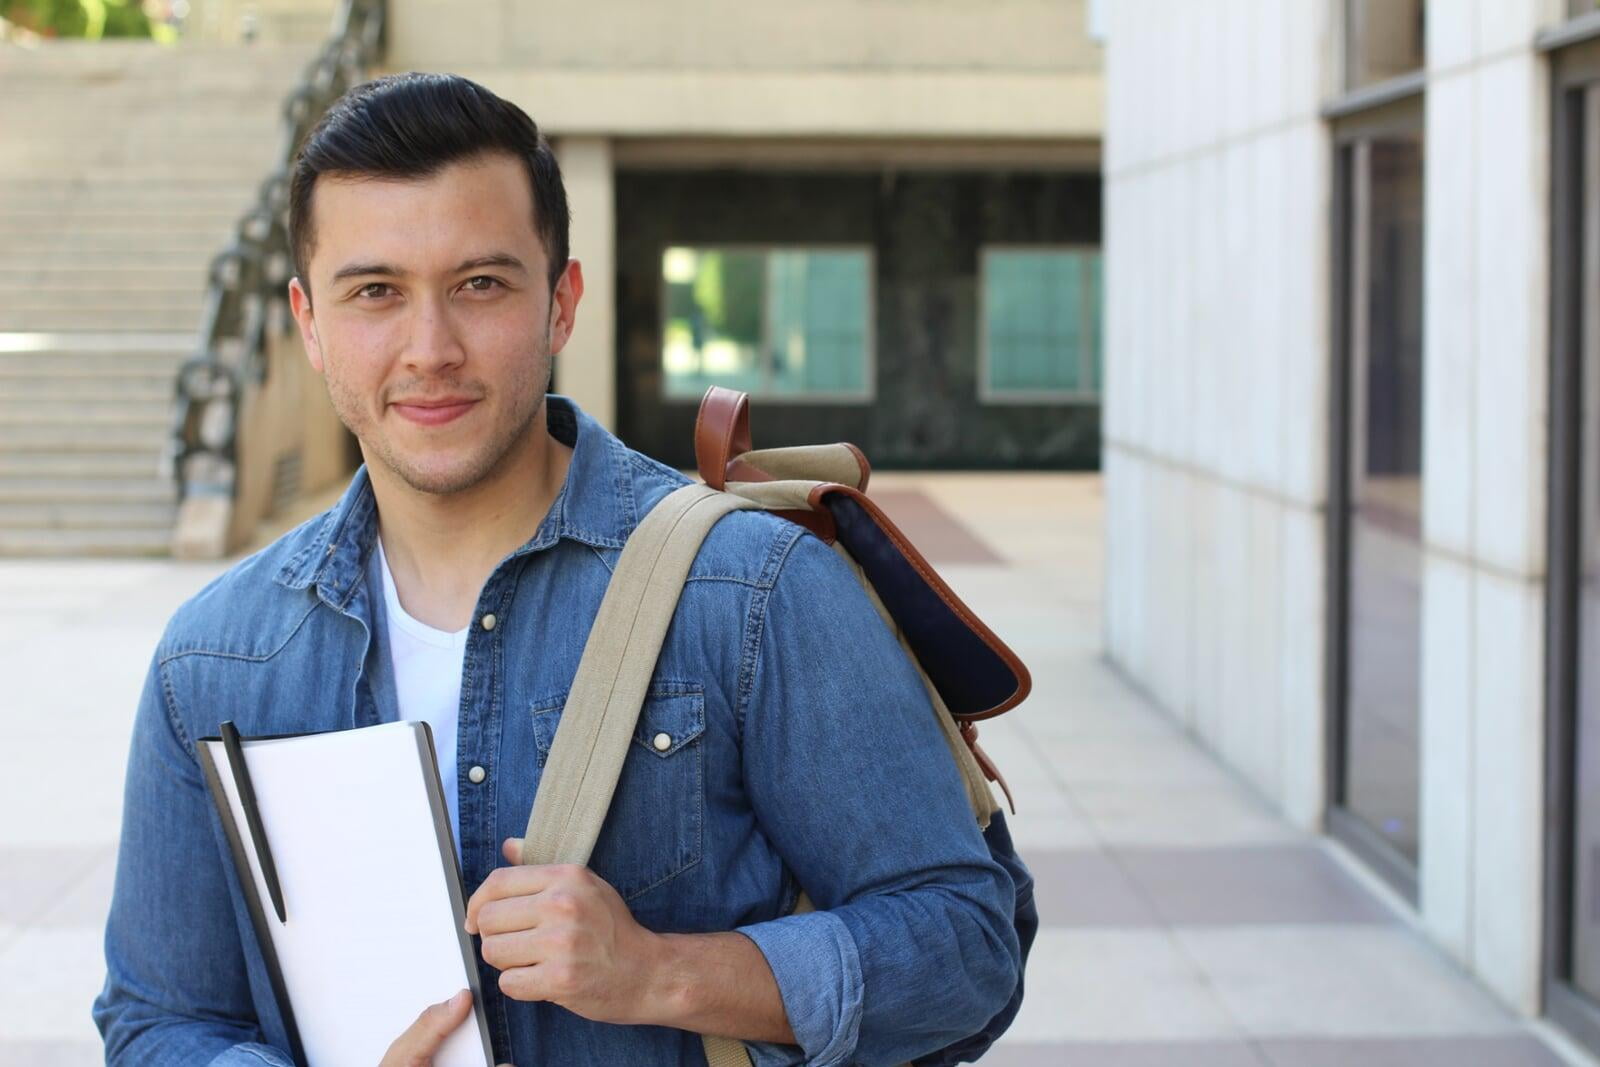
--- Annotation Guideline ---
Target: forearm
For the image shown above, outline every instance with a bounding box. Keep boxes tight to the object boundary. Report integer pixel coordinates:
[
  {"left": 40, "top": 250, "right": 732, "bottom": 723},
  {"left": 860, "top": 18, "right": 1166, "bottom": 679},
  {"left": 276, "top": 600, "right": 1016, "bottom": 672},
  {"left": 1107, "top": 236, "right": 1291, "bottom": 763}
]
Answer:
[{"left": 640, "top": 930, "right": 796, "bottom": 1045}]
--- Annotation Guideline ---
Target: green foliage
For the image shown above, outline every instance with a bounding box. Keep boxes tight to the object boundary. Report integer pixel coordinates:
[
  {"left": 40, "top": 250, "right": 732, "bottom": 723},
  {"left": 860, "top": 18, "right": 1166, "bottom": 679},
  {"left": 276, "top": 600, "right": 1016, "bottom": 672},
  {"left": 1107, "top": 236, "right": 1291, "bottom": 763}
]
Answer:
[{"left": 0, "top": 0, "right": 156, "bottom": 39}]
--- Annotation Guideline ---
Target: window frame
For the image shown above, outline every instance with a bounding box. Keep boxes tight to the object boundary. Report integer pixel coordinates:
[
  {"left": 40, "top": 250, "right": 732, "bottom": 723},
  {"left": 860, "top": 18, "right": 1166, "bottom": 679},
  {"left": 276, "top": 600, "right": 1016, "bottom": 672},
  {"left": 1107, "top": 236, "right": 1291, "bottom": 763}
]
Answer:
[
  {"left": 1543, "top": 33, "right": 1600, "bottom": 1058},
  {"left": 976, "top": 243, "right": 1104, "bottom": 406},
  {"left": 1341, "top": 0, "right": 1426, "bottom": 97},
  {"left": 654, "top": 241, "right": 878, "bottom": 406},
  {"left": 1324, "top": 90, "right": 1427, "bottom": 908}
]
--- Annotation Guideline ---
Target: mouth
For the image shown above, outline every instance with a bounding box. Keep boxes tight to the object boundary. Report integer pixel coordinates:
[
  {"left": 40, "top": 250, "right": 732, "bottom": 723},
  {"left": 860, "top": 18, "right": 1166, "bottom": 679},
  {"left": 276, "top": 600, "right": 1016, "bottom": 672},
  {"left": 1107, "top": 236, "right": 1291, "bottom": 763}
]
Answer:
[{"left": 389, "top": 396, "right": 480, "bottom": 427}]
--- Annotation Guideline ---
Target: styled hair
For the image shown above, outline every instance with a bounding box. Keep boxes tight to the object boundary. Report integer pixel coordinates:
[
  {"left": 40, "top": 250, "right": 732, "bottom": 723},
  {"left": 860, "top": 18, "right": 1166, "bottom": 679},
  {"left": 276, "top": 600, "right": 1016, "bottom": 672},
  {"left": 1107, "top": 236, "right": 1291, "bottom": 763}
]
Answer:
[{"left": 288, "top": 72, "right": 570, "bottom": 297}]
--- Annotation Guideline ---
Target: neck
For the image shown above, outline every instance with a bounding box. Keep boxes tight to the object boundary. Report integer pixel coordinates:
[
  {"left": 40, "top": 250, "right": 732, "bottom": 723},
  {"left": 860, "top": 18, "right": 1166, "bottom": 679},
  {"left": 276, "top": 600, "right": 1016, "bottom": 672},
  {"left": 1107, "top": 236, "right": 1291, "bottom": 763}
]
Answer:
[{"left": 369, "top": 402, "right": 572, "bottom": 631}]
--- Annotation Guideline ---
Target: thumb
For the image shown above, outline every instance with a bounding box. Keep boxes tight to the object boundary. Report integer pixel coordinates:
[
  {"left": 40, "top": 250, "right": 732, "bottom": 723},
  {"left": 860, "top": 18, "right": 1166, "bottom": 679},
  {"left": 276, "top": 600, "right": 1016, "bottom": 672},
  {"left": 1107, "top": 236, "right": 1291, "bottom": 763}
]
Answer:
[
  {"left": 418, "top": 989, "right": 472, "bottom": 1050},
  {"left": 501, "top": 836, "right": 525, "bottom": 864},
  {"left": 383, "top": 990, "right": 472, "bottom": 1066}
]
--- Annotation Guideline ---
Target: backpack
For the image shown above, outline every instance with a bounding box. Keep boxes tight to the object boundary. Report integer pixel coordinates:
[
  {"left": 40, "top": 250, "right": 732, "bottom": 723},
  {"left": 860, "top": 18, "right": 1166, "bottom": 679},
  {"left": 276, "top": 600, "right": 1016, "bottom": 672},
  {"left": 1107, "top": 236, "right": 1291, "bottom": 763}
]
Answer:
[{"left": 519, "top": 386, "right": 1038, "bottom": 1066}]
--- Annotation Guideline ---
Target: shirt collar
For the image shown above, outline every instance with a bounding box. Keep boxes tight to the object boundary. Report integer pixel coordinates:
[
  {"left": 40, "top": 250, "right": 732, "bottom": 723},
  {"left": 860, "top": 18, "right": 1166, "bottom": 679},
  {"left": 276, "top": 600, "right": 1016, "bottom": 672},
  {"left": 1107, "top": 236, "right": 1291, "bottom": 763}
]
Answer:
[{"left": 274, "top": 394, "right": 640, "bottom": 603}]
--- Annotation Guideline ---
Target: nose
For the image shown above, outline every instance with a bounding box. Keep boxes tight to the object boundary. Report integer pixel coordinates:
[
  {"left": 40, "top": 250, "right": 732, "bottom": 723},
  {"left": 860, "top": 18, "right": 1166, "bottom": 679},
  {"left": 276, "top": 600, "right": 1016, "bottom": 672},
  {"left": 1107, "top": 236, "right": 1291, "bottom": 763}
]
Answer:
[{"left": 400, "top": 294, "right": 467, "bottom": 377}]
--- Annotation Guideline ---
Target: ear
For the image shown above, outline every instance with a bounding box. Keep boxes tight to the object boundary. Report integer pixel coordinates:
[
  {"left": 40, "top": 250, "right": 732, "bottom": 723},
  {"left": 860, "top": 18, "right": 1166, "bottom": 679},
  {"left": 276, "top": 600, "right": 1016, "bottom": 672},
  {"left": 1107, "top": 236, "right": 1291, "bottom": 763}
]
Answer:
[
  {"left": 546, "top": 259, "right": 584, "bottom": 358},
  {"left": 288, "top": 276, "right": 324, "bottom": 373}
]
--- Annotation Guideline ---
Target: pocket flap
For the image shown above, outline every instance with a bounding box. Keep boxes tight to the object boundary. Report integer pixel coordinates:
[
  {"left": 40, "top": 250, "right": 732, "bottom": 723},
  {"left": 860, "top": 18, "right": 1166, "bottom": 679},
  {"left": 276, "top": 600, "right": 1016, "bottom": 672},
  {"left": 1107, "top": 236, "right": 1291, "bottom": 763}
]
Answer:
[{"left": 632, "top": 685, "right": 705, "bottom": 758}]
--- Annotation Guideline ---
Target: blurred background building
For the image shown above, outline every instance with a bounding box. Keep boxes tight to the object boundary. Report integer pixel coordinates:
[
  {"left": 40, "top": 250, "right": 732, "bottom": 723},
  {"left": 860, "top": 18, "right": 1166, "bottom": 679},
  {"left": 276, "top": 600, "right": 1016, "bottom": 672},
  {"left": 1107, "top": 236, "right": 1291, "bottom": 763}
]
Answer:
[
  {"left": 0, "top": 0, "right": 1105, "bottom": 559},
  {"left": 1103, "top": 0, "right": 1600, "bottom": 1057}
]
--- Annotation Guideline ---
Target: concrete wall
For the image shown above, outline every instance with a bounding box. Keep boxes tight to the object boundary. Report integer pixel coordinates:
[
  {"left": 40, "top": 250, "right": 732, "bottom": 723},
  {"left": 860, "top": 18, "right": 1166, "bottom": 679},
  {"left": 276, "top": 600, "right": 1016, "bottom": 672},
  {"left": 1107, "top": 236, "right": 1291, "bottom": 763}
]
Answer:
[
  {"left": 1416, "top": 0, "right": 1555, "bottom": 1016},
  {"left": 1104, "top": 0, "right": 1567, "bottom": 1021},
  {"left": 381, "top": 0, "right": 1105, "bottom": 430},
  {"left": 384, "top": 0, "right": 1102, "bottom": 140},
  {"left": 1103, "top": 0, "right": 1332, "bottom": 835}
]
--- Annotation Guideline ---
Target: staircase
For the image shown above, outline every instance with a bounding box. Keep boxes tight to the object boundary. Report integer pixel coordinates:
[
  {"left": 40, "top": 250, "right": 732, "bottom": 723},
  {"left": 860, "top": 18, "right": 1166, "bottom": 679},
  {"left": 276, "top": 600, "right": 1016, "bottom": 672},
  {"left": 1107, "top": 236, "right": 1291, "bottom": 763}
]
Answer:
[{"left": 0, "top": 39, "right": 317, "bottom": 555}]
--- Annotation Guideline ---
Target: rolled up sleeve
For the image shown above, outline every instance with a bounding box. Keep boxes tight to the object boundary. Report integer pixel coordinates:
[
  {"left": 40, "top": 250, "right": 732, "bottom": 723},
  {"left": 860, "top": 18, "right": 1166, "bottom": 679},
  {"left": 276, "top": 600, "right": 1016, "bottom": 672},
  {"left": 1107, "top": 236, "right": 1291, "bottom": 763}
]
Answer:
[
  {"left": 736, "top": 910, "right": 863, "bottom": 1067},
  {"left": 733, "top": 533, "right": 1021, "bottom": 1066}
]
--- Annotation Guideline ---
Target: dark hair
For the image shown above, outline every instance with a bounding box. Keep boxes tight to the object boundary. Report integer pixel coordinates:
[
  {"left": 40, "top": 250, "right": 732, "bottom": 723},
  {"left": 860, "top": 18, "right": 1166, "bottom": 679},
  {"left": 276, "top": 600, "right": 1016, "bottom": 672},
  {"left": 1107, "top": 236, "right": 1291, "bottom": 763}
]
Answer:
[{"left": 288, "top": 72, "right": 570, "bottom": 298}]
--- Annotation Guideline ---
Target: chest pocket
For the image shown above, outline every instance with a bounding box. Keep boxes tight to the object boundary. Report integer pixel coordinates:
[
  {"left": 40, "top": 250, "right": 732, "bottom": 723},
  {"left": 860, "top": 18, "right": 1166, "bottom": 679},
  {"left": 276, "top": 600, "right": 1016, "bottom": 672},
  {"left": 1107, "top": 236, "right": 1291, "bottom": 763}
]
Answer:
[{"left": 530, "top": 681, "right": 706, "bottom": 904}]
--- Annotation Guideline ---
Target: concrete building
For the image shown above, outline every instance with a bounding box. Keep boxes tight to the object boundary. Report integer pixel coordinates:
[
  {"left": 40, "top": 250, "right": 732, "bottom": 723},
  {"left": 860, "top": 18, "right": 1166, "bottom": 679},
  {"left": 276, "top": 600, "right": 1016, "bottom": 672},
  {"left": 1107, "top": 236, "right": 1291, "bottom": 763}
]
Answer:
[
  {"left": 1104, "top": 0, "right": 1600, "bottom": 1054},
  {"left": 380, "top": 0, "right": 1105, "bottom": 470}
]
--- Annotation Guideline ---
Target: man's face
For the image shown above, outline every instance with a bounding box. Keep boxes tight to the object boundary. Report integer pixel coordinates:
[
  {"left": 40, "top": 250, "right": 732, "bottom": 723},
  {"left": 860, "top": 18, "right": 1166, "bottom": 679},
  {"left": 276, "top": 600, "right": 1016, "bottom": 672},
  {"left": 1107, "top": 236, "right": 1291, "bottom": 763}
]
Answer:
[{"left": 287, "top": 152, "right": 579, "bottom": 497}]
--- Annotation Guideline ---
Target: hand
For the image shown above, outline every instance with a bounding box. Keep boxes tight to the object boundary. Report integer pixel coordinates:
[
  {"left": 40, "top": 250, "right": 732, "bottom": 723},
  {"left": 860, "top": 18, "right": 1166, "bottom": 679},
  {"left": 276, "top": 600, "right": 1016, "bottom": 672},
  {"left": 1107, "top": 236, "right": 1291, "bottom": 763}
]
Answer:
[
  {"left": 378, "top": 988, "right": 514, "bottom": 1067},
  {"left": 463, "top": 838, "right": 665, "bottom": 1026}
]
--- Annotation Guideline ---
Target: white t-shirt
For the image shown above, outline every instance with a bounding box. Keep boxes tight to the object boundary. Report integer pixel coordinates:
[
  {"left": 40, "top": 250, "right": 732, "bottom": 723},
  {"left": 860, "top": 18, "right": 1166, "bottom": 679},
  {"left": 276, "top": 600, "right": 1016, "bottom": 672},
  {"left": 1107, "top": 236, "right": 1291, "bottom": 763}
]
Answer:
[{"left": 375, "top": 538, "right": 468, "bottom": 864}]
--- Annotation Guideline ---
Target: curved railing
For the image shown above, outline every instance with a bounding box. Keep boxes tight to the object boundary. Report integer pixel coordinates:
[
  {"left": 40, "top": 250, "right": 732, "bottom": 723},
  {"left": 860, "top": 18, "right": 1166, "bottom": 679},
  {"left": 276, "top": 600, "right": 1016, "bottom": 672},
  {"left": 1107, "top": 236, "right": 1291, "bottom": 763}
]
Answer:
[{"left": 167, "top": 0, "right": 384, "bottom": 525}]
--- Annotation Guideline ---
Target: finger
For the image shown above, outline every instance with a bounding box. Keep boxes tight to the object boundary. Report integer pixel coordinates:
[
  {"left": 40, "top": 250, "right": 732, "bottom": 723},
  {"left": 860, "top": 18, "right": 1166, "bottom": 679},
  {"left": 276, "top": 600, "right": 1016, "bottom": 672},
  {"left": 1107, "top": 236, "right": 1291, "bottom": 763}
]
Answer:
[
  {"left": 465, "top": 863, "right": 577, "bottom": 934},
  {"left": 387, "top": 989, "right": 471, "bottom": 1063},
  {"left": 474, "top": 893, "right": 545, "bottom": 937},
  {"left": 502, "top": 836, "right": 525, "bottom": 864},
  {"left": 479, "top": 927, "right": 547, "bottom": 972}
]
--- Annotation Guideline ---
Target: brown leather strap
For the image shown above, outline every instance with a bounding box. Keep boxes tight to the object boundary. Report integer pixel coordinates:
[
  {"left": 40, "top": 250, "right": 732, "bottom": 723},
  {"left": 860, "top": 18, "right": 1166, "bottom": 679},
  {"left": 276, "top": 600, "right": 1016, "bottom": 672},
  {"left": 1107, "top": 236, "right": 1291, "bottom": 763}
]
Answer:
[
  {"left": 694, "top": 386, "right": 751, "bottom": 490},
  {"left": 961, "top": 721, "right": 1016, "bottom": 814}
]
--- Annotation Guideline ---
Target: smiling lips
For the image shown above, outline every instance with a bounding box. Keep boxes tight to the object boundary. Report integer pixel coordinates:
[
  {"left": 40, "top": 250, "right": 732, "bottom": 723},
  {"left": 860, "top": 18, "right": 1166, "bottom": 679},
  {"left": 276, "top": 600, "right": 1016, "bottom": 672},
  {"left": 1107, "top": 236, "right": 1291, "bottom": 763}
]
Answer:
[{"left": 390, "top": 397, "right": 480, "bottom": 426}]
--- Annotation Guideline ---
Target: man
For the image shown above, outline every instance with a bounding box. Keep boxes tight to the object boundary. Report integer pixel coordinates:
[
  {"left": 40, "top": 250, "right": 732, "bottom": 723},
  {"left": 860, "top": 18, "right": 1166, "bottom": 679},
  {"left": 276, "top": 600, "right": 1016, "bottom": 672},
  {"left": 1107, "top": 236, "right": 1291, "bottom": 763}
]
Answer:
[{"left": 93, "top": 72, "right": 1019, "bottom": 1066}]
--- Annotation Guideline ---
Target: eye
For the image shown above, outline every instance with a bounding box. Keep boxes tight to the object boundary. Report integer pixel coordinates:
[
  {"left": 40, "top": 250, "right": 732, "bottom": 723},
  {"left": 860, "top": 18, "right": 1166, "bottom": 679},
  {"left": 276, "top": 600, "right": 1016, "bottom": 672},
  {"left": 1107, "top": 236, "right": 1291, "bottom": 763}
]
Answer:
[
  {"left": 357, "top": 282, "right": 393, "bottom": 299},
  {"left": 463, "top": 276, "right": 504, "bottom": 293}
]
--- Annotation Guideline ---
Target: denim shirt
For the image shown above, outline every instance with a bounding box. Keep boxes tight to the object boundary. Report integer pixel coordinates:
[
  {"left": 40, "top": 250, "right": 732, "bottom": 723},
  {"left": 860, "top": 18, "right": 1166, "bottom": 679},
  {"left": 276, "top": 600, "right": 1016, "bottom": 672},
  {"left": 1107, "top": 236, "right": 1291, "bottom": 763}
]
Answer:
[{"left": 92, "top": 396, "right": 1020, "bottom": 1067}]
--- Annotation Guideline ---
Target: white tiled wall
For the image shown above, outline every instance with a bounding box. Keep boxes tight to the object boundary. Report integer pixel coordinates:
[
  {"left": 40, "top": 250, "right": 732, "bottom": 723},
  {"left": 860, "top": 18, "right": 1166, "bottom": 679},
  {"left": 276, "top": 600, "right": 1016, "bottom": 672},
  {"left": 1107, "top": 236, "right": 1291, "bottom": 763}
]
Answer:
[
  {"left": 1104, "top": 0, "right": 1333, "bottom": 833},
  {"left": 1106, "top": 0, "right": 1555, "bottom": 1023}
]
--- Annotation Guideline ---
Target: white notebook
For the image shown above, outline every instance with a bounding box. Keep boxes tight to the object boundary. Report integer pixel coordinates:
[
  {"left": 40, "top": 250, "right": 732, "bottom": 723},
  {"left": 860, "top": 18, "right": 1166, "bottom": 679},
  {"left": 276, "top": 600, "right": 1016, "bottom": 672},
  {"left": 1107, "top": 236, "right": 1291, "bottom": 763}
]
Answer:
[{"left": 198, "top": 720, "right": 494, "bottom": 1067}]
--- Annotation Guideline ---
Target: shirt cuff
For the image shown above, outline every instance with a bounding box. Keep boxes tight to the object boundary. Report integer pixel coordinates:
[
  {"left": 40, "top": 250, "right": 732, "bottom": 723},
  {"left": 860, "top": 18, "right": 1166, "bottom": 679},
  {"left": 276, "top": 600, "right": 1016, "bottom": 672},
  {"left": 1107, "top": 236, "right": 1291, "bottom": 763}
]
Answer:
[
  {"left": 736, "top": 910, "right": 864, "bottom": 1067},
  {"left": 207, "top": 1043, "right": 296, "bottom": 1067}
]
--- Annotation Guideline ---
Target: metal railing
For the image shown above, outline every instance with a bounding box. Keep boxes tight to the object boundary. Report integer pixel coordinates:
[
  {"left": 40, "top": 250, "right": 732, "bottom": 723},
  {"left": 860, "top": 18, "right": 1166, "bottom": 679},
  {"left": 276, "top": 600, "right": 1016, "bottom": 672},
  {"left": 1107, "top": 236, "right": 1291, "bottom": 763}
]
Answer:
[{"left": 168, "top": 0, "right": 384, "bottom": 509}]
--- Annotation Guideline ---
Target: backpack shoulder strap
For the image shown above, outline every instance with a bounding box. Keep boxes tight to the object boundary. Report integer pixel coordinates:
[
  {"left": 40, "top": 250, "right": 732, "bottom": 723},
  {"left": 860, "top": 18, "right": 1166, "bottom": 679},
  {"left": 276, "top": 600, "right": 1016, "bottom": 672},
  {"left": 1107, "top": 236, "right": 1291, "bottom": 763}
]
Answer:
[{"left": 519, "top": 483, "right": 756, "bottom": 868}]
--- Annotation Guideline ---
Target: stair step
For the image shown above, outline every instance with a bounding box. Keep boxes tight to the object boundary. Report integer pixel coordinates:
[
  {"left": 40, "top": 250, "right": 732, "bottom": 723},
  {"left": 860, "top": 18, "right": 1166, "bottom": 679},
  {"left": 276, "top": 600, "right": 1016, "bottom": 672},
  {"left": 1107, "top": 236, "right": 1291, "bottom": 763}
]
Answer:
[
  {"left": 0, "top": 212, "right": 241, "bottom": 230},
  {"left": 0, "top": 426, "right": 168, "bottom": 450},
  {"left": 0, "top": 381, "right": 173, "bottom": 402},
  {"left": 0, "top": 499, "right": 177, "bottom": 530},
  {"left": 0, "top": 397, "right": 173, "bottom": 422},
  {"left": 0, "top": 249, "right": 226, "bottom": 270},
  {"left": 0, "top": 527, "right": 171, "bottom": 557},
  {"left": 0, "top": 268, "right": 209, "bottom": 285},
  {"left": 0, "top": 351, "right": 191, "bottom": 376},
  {"left": 0, "top": 310, "right": 203, "bottom": 331},
  {"left": 0, "top": 478, "right": 176, "bottom": 504},
  {"left": 0, "top": 403, "right": 169, "bottom": 426},
  {"left": 0, "top": 452, "right": 166, "bottom": 479},
  {"left": 0, "top": 288, "right": 206, "bottom": 307}
]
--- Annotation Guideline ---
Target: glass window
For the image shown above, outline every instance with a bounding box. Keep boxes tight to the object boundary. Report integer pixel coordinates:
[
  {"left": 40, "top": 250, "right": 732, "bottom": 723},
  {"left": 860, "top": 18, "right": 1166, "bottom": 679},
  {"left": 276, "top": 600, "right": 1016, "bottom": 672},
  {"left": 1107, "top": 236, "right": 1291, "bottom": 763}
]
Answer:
[
  {"left": 981, "top": 247, "right": 1103, "bottom": 399},
  {"left": 1345, "top": 0, "right": 1426, "bottom": 91},
  {"left": 1337, "top": 132, "right": 1426, "bottom": 871},
  {"left": 660, "top": 246, "right": 872, "bottom": 400},
  {"left": 1567, "top": 80, "right": 1600, "bottom": 1008},
  {"left": 1575, "top": 0, "right": 1600, "bottom": 17}
]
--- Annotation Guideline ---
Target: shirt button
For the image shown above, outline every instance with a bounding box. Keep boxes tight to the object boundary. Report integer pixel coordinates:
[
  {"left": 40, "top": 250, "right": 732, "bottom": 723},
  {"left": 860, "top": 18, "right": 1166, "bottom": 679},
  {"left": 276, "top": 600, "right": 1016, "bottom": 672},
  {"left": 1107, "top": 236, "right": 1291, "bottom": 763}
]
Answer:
[
  {"left": 652, "top": 732, "right": 672, "bottom": 752},
  {"left": 480, "top": 613, "right": 497, "bottom": 631},
  {"left": 468, "top": 765, "right": 487, "bottom": 784}
]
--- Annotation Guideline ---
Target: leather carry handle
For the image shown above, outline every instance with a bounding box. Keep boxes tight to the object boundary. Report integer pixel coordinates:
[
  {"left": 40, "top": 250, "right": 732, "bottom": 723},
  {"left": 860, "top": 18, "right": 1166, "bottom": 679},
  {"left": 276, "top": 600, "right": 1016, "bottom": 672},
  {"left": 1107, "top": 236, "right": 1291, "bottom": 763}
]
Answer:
[{"left": 694, "top": 385, "right": 753, "bottom": 490}]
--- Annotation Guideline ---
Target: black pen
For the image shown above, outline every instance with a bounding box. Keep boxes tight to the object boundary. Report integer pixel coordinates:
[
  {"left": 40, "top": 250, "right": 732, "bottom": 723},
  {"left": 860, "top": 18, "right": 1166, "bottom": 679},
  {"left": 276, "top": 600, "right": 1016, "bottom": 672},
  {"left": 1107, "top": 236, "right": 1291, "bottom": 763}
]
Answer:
[{"left": 221, "top": 720, "right": 287, "bottom": 923}]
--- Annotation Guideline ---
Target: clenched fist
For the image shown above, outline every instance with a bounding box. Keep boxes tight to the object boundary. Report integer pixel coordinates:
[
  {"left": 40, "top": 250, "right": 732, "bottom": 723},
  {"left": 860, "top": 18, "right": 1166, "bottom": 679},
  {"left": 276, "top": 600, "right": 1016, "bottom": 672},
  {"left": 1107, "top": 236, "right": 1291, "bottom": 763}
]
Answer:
[{"left": 463, "top": 838, "right": 667, "bottom": 1026}]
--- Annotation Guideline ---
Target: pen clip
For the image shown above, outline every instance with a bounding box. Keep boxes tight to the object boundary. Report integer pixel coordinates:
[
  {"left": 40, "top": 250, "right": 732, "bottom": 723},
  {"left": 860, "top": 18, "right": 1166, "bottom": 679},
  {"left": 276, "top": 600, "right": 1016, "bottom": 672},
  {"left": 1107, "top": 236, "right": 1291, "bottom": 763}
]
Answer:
[{"left": 221, "top": 720, "right": 287, "bottom": 923}]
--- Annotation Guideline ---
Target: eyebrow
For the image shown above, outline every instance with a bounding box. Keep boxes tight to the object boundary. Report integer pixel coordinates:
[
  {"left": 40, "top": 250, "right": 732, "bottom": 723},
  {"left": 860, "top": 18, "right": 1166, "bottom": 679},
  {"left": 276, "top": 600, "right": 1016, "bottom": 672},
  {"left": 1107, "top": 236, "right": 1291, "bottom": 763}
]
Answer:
[{"left": 329, "top": 252, "right": 529, "bottom": 284}]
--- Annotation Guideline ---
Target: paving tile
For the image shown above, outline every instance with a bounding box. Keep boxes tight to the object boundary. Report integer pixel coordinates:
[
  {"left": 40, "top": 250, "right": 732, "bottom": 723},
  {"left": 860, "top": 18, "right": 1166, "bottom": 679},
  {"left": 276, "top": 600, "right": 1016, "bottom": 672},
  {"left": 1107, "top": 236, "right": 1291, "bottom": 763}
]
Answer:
[
  {"left": 0, "top": 1039, "right": 102, "bottom": 1066},
  {"left": 1174, "top": 925, "right": 1521, "bottom": 1038},
  {"left": 1069, "top": 783, "right": 1303, "bottom": 849},
  {"left": 982, "top": 1040, "right": 1268, "bottom": 1066},
  {"left": 1006, "top": 794, "right": 1102, "bottom": 851},
  {"left": 868, "top": 487, "right": 1004, "bottom": 564},
  {"left": 1006, "top": 928, "right": 1244, "bottom": 1043},
  {"left": 1025, "top": 848, "right": 1160, "bottom": 928},
  {"left": 1112, "top": 845, "right": 1401, "bottom": 927},
  {"left": 1258, "top": 1034, "right": 1570, "bottom": 1067},
  {"left": 0, "top": 847, "right": 103, "bottom": 926},
  {"left": 0, "top": 927, "right": 108, "bottom": 1043}
]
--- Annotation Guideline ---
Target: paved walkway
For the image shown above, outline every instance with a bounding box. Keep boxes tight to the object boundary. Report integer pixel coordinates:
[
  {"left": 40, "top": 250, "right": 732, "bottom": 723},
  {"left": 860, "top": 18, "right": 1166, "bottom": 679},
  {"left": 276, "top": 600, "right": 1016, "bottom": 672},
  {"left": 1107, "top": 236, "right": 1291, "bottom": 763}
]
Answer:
[{"left": 0, "top": 472, "right": 1591, "bottom": 1065}]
